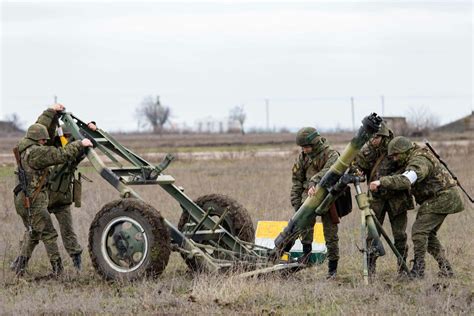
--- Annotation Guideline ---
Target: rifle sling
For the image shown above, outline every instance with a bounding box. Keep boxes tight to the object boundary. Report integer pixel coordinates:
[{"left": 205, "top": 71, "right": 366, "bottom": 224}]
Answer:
[
  {"left": 369, "top": 153, "right": 386, "bottom": 182},
  {"left": 31, "top": 170, "right": 49, "bottom": 204}
]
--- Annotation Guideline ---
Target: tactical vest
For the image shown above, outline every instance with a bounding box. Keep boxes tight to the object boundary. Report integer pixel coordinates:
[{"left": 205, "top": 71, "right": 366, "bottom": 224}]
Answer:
[
  {"left": 409, "top": 146, "right": 457, "bottom": 204},
  {"left": 48, "top": 160, "right": 80, "bottom": 208}
]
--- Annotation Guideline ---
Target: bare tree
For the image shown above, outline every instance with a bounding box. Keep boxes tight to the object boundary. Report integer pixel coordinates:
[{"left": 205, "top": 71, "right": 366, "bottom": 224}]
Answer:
[
  {"left": 136, "top": 95, "right": 171, "bottom": 134},
  {"left": 229, "top": 105, "right": 246, "bottom": 135},
  {"left": 406, "top": 106, "right": 440, "bottom": 136}
]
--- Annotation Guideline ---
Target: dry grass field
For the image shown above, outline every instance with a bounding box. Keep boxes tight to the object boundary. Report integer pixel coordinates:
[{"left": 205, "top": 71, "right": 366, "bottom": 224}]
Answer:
[{"left": 0, "top": 134, "right": 473, "bottom": 314}]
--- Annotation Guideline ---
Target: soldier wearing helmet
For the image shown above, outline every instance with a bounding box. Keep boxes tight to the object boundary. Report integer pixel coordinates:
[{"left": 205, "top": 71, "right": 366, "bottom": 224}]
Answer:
[
  {"left": 12, "top": 104, "right": 93, "bottom": 277},
  {"left": 352, "top": 122, "right": 414, "bottom": 277},
  {"left": 291, "top": 127, "right": 340, "bottom": 278},
  {"left": 11, "top": 107, "right": 97, "bottom": 274},
  {"left": 370, "top": 136, "right": 464, "bottom": 279}
]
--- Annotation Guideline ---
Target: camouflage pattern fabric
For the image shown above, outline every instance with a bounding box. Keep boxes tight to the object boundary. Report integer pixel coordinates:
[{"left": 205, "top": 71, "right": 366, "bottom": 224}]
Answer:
[
  {"left": 411, "top": 210, "right": 448, "bottom": 262},
  {"left": 379, "top": 144, "right": 464, "bottom": 269},
  {"left": 15, "top": 191, "right": 60, "bottom": 261},
  {"left": 354, "top": 134, "right": 414, "bottom": 216},
  {"left": 353, "top": 131, "right": 413, "bottom": 264},
  {"left": 51, "top": 204, "right": 82, "bottom": 256},
  {"left": 369, "top": 198, "right": 408, "bottom": 263},
  {"left": 291, "top": 137, "right": 340, "bottom": 261},
  {"left": 379, "top": 145, "right": 462, "bottom": 213},
  {"left": 35, "top": 108, "right": 59, "bottom": 146},
  {"left": 14, "top": 136, "right": 82, "bottom": 263},
  {"left": 37, "top": 109, "right": 84, "bottom": 256},
  {"left": 19, "top": 204, "right": 82, "bottom": 259}
]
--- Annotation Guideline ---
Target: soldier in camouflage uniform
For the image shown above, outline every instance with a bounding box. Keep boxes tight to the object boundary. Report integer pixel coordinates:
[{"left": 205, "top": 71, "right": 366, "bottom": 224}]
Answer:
[
  {"left": 370, "top": 136, "right": 464, "bottom": 278},
  {"left": 352, "top": 122, "right": 414, "bottom": 276},
  {"left": 291, "top": 127, "right": 340, "bottom": 278},
  {"left": 12, "top": 108, "right": 97, "bottom": 271},
  {"left": 13, "top": 104, "right": 93, "bottom": 276}
]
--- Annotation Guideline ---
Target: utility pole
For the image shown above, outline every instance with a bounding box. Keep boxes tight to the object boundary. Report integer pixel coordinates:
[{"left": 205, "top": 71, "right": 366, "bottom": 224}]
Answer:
[
  {"left": 380, "top": 95, "right": 385, "bottom": 116},
  {"left": 265, "top": 98, "right": 270, "bottom": 132},
  {"left": 351, "top": 97, "right": 355, "bottom": 131},
  {"left": 54, "top": 95, "right": 58, "bottom": 103}
]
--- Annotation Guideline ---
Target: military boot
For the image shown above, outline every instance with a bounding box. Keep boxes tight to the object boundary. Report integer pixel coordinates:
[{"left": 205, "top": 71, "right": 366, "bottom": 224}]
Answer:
[
  {"left": 436, "top": 257, "right": 454, "bottom": 278},
  {"left": 72, "top": 253, "right": 82, "bottom": 271},
  {"left": 297, "top": 244, "right": 312, "bottom": 265},
  {"left": 409, "top": 258, "right": 425, "bottom": 279},
  {"left": 50, "top": 258, "right": 64, "bottom": 277},
  {"left": 327, "top": 260, "right": 338, "bottom": 279},
  {"left": 14, "top": 256, "right": 29, "bottom": 276}
]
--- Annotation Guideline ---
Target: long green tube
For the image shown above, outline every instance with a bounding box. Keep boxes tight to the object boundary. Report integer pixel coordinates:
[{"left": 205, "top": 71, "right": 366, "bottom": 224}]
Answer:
[{"left": 273, "top": 113, "right": 382, "bottom": 255}]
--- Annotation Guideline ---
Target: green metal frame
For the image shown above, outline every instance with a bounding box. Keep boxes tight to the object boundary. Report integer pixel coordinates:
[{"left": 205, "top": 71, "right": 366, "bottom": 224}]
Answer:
[{"left": 60, "top": 112, "right": 284, "bottom": 273}]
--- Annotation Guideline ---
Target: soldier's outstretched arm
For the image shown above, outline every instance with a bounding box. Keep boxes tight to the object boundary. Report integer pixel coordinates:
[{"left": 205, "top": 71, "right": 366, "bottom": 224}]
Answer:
[
  {"left": 375, "top": 156, "right": 433, "bottom": 191},
  {"left": 27, "top": 139, "right": 92, "bottom": 170},
  {"left": 35, "top": 104, "right": 65, "bottom": 140}
]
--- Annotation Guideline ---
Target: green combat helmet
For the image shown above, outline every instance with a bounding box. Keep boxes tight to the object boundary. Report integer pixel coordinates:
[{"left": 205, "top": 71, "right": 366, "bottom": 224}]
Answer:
[
  {"left": 387, "top": 136, "right": 413, "bottom": 156},
  {"left": 296, "top": 127, "right": 320, "bottom": 146},
  {"left": 27, "top": 123, "right": 50, "bottom": 141}
]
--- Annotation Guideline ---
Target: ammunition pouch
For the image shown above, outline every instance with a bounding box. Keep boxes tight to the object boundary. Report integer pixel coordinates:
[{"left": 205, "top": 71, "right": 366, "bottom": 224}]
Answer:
[
  {"left": 335, "top": 186, "right": 352, "bottom": 218},
  {"left": 48, "top": 163, "right": 77, "bottom": 208},
  {"left": 73, "top": 173, "right": 82, "bottom": 208},
  {"left": 49, "top": 170, "right": 73, "bottom": 194}
]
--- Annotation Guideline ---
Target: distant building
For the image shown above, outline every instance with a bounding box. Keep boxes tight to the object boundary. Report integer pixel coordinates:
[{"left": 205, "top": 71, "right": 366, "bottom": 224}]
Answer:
[
  {"left": 0, "top": 121, "right": 22, "bottom": 133},
  {"left": 383, "top": 116, "right": 409, "bottom": 136},
  {"left": 435, "top": 111, "right": 474, "bottom": 133}
]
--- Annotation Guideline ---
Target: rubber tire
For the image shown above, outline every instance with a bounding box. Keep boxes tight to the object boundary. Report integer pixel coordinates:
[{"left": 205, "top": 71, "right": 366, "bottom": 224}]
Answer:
[
  {"left": 177, "top": 194, "right": 255, "bottom": 271},
  {"left": 88, "top": 198, "right": 170, "bottom": 281}
]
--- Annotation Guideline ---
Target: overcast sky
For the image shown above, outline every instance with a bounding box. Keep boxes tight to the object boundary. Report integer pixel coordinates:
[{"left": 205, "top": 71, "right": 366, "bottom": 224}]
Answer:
[{"left": 1, "top": 0, "right": 472, "bottom": 132}]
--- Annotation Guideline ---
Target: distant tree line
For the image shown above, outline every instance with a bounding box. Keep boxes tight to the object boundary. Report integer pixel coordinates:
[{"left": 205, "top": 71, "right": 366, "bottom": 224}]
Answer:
[{"left": 135, "top": 95, "right": 248, "bottom": 135}]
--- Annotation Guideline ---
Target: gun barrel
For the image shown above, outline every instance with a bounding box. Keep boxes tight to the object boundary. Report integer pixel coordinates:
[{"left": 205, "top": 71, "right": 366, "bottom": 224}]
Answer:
[{"left": 273, "top": 113, "right": 382, "bottom": 254}]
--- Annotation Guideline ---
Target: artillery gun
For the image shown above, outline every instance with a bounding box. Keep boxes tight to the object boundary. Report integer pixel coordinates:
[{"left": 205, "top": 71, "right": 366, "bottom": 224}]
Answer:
[{"left": 59, "top": 111, "right": 387, "bottom": 281}]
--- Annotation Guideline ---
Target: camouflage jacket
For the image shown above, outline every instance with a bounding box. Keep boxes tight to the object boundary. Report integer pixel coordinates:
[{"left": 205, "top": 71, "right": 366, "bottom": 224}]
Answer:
[
  {"left": 379, "top": 145, "right": 462, "bottom": 214},
  {"left": 15, "top": 137, "right": 83, "bottom": 196},
  {"left": 291, "top": 139, "right": 339, "bottom": 210},
  {"left": 35, "top": 108, "right": 86, "bottom": 207},
  {"left": 353, "top": 139, "right": 414, "bottom": 215}
]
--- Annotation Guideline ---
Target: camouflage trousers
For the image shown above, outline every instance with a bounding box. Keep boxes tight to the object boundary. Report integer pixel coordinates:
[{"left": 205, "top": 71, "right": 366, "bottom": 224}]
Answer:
[
  {"left": 411, "top": 212, "right": 448, "bottom": 263},
  {"left": 14, "top": 191, "right": 61, "bottom": 262},
  {"left": 368, "top": 200, "right": 408, "bottom": 259},
  {"left": 21, "top": 204, "right": 82, "bottom": 258},
  {"left": 299, "top": 211, "right": 339, "bottom": 262}
]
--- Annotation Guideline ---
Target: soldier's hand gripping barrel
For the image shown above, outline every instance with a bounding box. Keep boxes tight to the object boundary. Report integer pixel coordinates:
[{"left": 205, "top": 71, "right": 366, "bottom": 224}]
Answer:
[{"left": 272, "top": 113, "right": 383, "bottom": 257}]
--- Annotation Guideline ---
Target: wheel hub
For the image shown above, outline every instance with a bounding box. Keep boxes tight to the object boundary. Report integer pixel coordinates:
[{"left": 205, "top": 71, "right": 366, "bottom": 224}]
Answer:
[{"left": 101, "top": 216, "right": 148, "bottom": 273}]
